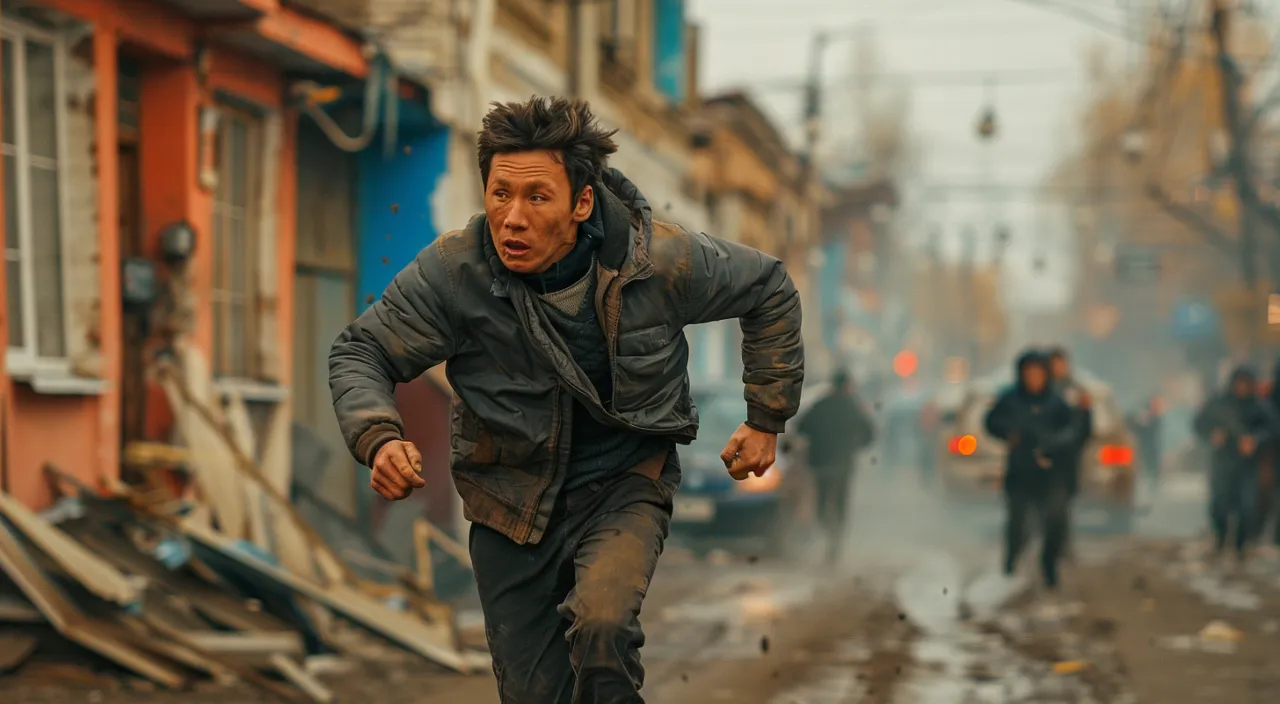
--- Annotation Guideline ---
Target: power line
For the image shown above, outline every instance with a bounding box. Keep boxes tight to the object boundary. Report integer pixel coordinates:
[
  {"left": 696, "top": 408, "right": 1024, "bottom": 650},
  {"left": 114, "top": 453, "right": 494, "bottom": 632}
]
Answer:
[{"left": 741, "top": 67, "right": 1084, "bottom": 93}]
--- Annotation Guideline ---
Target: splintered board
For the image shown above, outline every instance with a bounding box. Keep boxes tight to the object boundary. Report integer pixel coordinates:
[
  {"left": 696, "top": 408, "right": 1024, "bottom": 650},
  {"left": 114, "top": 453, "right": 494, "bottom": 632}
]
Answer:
[{"left": 0, "top": 521, "right": 187, "bottom": 688}]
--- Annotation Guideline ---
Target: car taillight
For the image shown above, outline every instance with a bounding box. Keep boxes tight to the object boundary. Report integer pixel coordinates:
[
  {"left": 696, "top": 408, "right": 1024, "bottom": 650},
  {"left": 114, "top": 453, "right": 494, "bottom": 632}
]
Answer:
[
  {"left": 948, "top": 435, "right": 977, "bottom": 456},
  {"left": 1098, "top": 445, "right": 1134, "bottom": 466}
]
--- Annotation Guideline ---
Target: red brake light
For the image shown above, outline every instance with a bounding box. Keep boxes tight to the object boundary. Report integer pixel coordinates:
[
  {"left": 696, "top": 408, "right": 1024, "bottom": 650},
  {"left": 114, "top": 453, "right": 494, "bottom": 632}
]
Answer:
[
  {"left": 1098, "top": 445, "right": 1134, "bottom": 466},
  {"left": 949, "top": 435, "right": 977, "bottom": 456}
]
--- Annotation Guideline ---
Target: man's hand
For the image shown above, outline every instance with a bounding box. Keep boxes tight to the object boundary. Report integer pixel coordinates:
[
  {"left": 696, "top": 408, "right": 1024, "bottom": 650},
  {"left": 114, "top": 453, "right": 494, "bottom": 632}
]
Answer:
[
  {"left": 1211, "top": 428, "right": 1228, "bottom": 448},
  {"left": 1240, "top": 434, "right": 1258, "bottom": 457},
  {"left": 721, "top": 424, "right": 777, "bottom": 481},
  {"left": 371, "top": 440, "right": 425, "bottom": 501}
]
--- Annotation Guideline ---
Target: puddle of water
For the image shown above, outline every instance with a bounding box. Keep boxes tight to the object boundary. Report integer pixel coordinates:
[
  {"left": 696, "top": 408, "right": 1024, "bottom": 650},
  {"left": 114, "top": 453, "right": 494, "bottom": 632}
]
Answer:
[
  {"left": 964, "top": 569, "right": 1030, "bottom": 622},
  {"left": 659, "top": 577, "right": 818, "bottom": 624},
  {"left": 1175, "top": 571, "right": 1262, "bottom": 611},
  {"left": 649, "top": 573, "right": 819, "bottom": 662},
  {"left": 894, "top": 551, "right": 966, "bottom": 635}
]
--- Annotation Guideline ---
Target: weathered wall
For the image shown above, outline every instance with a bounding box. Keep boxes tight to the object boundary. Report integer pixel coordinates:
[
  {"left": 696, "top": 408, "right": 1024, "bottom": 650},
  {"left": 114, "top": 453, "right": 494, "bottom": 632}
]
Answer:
[{"left": 5, "top": 38, "right": 104, "bottom": 506}]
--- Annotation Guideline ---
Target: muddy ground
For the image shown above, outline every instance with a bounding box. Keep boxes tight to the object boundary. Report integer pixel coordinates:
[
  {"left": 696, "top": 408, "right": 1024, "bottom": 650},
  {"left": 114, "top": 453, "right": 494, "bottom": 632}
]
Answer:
[{"left": 6, "top": 469, "right": 1280, "bottom": 703}]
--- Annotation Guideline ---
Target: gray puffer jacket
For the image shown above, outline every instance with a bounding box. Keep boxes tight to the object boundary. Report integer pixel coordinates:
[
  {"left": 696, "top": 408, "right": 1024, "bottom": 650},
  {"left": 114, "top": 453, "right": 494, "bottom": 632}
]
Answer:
[{"left": 329, "top": 168, "right": 804, "bottom": 544}]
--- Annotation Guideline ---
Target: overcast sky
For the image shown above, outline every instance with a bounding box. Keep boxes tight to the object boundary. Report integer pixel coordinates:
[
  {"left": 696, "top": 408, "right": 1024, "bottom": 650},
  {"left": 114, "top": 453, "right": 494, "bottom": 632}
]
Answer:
[{"left": 687, "top": 0, "right": 1152, "bottom": 310}]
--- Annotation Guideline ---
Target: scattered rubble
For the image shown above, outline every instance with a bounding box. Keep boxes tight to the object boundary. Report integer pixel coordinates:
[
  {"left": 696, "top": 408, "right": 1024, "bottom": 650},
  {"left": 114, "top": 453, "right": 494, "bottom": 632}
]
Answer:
[{"left": 0, "top": 346, "right": 485, "bottom": 701}]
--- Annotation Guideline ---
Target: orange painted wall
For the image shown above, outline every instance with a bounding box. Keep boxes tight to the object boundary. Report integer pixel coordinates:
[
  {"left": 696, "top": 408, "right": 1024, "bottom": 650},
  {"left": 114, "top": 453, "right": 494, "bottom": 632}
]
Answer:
[
  {"left": 0, "top": 22, "right": 8, "bottom": 494},
  {"left": 1, "top": 0, "right": 335, "bottom": 508},
  {"left": 6, "top": 388, "right": 101, "bottom": 503},
  {"left": 1, "top": 25, "right": 121, "bottom": 506}
]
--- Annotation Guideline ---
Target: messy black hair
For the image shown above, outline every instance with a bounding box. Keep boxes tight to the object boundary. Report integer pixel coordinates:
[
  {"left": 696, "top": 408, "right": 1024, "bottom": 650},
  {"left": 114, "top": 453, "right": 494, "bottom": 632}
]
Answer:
[{"left": 477, "top": 95, "right": 620, "bottom": 199}]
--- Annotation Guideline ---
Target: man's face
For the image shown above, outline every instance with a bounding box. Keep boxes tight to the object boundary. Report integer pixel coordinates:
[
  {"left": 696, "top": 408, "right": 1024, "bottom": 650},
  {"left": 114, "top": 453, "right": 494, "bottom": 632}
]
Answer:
[
  {"left": 485, "top": 150, "right": 593, "bottom": 275},
  {"left": 1232, "top": 377, "right": 1255, "bottom": 399},
  {"left": 1022, "top": 364, "right": 1048, "bottom": 394},
  {"left": 1049, "top": 356, "right": 1068, "bottom": 380}
]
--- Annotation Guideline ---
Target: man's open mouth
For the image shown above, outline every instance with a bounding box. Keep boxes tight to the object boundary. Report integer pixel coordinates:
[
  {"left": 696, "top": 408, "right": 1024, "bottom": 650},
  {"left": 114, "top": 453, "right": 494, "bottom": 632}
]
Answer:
[{"left": 503, "top": 240, "right": 531, "bottom": 255}]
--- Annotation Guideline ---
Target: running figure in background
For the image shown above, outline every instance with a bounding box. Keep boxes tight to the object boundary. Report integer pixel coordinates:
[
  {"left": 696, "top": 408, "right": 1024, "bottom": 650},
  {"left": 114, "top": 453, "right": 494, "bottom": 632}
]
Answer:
[
  {"left": 1194, "top": 366, "right": 1280, "bottom": 561},
  {"left": 795, "top": 369, "right": 876, "bottom": 564},
  {"left": 985, "top": 350, "right": 1087, "bottom": 590}
]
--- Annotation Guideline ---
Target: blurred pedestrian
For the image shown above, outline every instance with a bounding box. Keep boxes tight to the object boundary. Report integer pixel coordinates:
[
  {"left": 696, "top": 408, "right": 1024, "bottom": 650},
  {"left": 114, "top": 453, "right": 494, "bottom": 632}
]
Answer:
[
  {"left": 1126, "top": 395, "right": 1164, "bottom": 490},
  {"left": 1264, "top": 357, "right": 1280, "bottom": 546},
  {"left": 796, "top": 369, "right": 876, "bottom": 564},
  {"left": 1046, "top": 347, "right": 1094, "bottom": 497},
  {"left": 1193, "top": 366, "right": 1280, "bottom": 561},
  {"left": 985, "top": 350, "right": 1085, "bottom": 590},
  {"left": 1046, "top": 347, "right": 1093, "bottom": 561}
]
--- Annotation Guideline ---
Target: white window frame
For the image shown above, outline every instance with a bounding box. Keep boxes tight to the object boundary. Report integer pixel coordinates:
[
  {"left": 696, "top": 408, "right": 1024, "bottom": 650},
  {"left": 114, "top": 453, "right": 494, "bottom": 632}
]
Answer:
[{"left": 2, "top": 19, "right": 73, "bottom": 379}]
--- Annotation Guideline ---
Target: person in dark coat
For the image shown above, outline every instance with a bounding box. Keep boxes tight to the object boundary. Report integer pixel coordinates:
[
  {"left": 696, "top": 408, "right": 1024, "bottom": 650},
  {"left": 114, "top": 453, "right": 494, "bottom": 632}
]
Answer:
[
  {"left": 1046, "top": 347, "right": 1094, "bottom": 496},
  {"left": 1264, "top": 357, "right": 1280, "bottom": 545},
  {"left": 1127, "top": 395, "right": 1164, "bottom": 490},
  {"left": 985, "top": 350, "right": 1086, "bottom": 589},
  {"left": 796, "top": 369, "right": 876, "bottom": 563},
  {"left": 1194, "top": 365, "right": 1280, "bottom": 559}
]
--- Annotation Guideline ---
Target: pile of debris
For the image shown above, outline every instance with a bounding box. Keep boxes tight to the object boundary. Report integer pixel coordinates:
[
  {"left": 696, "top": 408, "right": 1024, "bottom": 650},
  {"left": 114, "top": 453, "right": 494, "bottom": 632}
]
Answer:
[{"left": 0, "top": 347, "right": 487, "bottom": 702}]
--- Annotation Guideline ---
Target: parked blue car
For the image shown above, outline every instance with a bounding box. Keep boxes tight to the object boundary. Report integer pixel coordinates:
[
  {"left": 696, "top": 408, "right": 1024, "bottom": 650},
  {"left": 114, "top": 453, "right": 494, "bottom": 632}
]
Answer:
[{"left": 671, "top": 386, "right": 808, "bottom": 554}]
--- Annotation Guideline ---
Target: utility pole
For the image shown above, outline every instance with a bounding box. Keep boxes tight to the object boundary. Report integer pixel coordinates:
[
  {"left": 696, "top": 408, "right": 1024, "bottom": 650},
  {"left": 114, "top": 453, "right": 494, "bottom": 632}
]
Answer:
[
  {"left": 961, "top": 225, "right": 980, "bottom": 369},
  {"left": 801, "top": 30, "right": 829, "bottom": 173},
  {"left": 567, "top": 0, "right": 582, "bottom": 97}
]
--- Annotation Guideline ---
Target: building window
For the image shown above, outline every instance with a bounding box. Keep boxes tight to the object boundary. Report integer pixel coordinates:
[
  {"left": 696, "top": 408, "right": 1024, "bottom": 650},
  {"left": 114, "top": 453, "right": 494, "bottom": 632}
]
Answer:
[
  {"left": 2, "top": 23, "right": 69, "bottom": 372},
  {"left": 211, "top": 106, "right": 265, "bottom": 380}
]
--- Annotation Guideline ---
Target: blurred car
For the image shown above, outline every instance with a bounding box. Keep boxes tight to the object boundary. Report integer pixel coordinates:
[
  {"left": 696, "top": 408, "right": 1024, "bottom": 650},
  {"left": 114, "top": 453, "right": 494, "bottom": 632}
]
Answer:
[
  {"left": 672, "top": 384, "right": 816, "bottom": 554},
  {"left": 937, "top": 369, "right": 1141, "bottom": 533}
]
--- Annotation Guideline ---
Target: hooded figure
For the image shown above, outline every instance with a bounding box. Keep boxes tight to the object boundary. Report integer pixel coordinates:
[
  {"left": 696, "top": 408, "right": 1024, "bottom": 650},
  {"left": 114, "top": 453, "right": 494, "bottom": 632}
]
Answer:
[
  {"left": 1194, "top": 365, "right": 1280, "bottom": 557},
  {"left": 984, "top": 350, "right": 1084, "bottom": 589}
]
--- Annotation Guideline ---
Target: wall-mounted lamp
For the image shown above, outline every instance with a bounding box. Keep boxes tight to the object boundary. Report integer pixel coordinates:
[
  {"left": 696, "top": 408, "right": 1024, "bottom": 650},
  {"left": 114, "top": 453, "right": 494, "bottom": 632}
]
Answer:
[{"left": 159, "top": 220, "right": 197, "bottom": 267}]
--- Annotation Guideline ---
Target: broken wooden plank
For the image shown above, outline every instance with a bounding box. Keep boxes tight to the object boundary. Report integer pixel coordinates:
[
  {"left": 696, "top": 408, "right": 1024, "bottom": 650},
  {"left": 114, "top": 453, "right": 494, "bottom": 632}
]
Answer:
[
  {"left": 0, "top": 521, "right": 188, "bottom": 688},
  {"left": 180, "top": 518, "right": 476, "bottom": 673},
  {"left": 123, "top": 442, "right": 191, "bottom": 467},
  {"left": 0, "top": 631, "right": 38, "bottom": 673},
  {"left": 160, "top": 373, "right": 248, "bottom": 540},
  {"left": 270, "top": 653, "right": 334, "bottom": 704},
  {"left": 135, "top": 612, "right": 313, "bottom": 704},
  {"left": 0, "top": 594, "right": 43, "bottom": 624},
  {"left": 180, "top": 630, "right": 303, "bottom": 657},
  {"left": 68, "top": 529, "right": 294, "bottom": 635},
  {"left": 224, "top": 392, "right": 271, "bottom": 550},
  {"left": 0, "top": 491, "right": 145, "bottom": 607},
  {"left": 413, "top": 519, "right": 435, "bottom": 594},
  {"left": 159, "top": 354, "right": 350, "bottom": 586},
  {"left": 427, "top": 521, "right": 472, "bottom": 570}
]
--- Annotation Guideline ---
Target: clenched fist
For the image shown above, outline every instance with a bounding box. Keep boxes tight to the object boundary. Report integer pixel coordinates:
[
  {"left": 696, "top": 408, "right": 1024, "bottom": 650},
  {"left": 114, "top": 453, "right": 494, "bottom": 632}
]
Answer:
[
  {"left": 720, "top": 424, "right": 777, "bottom": 481},
  {"left": 370, "top": 440, "right": 425, "bottom": 501}
]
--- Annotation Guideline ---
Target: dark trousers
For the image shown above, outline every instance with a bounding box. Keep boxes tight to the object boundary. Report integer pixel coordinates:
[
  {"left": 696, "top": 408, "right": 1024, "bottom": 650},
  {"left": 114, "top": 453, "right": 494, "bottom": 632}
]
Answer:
[
  {"left": 813, "top": 467, "right": 853, "bottom": 563},
  {"left": 1004, "top": 482, "right": 1071, "bottom": 588},
  {"left": 470, "top": 465, "right": 675, "bottom": 704},
  {"left": 1209, "top": 464, "right": 1258, "bottom": 555}
]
